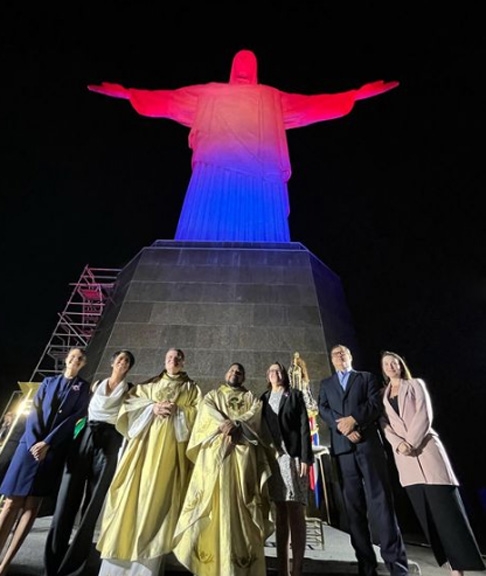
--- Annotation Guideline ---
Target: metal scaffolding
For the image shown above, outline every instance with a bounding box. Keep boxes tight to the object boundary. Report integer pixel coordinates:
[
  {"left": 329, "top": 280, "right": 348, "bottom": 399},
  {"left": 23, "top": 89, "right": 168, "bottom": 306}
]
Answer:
[{"left": 29, "top": 265, "right": 121, "bottom": 381}]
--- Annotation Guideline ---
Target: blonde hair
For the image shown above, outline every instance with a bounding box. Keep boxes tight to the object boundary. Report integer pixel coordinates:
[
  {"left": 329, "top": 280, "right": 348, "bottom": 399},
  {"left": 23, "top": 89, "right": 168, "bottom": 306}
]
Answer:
[{"left": 380, "top": 351, "right": 412, "bottom": 383}]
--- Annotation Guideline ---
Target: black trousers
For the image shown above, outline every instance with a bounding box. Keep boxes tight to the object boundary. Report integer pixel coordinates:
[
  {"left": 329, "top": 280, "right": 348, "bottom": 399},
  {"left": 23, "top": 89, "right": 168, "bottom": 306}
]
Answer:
[
  {"left": 338, "top": 449, "right": 409, "bottom": 576},
  {"left": 406, "top": 484, "right": 485, "bottom": 571},
  {"left": 44, "top": 421, "right": 124, "bottom": 576}
]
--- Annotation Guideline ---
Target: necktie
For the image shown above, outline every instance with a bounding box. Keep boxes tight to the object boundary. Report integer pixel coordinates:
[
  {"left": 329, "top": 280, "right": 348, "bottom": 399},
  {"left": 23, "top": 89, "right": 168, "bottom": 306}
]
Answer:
[{"left": 339, "top": 372, "right": 347, "bottom": 391}]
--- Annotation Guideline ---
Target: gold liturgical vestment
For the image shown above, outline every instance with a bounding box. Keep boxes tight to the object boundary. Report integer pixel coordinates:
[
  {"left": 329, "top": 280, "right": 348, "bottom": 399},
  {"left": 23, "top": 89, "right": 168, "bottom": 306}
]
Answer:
[
  {"left": 96, "top": 371, "right": 201, "bottom": 565},
  {"left": 173, "top": 384, "right": 274, "bottom": 576}
]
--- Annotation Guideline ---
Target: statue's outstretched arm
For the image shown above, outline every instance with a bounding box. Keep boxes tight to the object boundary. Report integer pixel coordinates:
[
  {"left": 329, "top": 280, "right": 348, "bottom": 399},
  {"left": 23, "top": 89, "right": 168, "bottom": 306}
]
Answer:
[
  {"left": 87, "top": 82, "right": 130, "bottom": 100},
  {"left": 88, "top": 82, "right": 199, "bottom": 125},
  {"left": 282, "top": 79, "right": 399, "bottom": 128},
  {"left": 354, "top": 80, "right": 399, "bottom": 101}
]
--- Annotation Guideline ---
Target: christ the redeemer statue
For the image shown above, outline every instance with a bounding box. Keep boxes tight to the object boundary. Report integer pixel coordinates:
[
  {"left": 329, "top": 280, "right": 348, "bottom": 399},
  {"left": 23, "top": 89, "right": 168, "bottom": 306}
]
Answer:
[{"left": 89, "top": 50, "right": 398, "bottom": 242}]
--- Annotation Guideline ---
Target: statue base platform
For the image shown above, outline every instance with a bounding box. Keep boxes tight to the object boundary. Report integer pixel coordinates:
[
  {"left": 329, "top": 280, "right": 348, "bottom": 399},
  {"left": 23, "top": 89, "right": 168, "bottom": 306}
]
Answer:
[{"left": 85, "top": 240, "right": 359, "bottom": 394}]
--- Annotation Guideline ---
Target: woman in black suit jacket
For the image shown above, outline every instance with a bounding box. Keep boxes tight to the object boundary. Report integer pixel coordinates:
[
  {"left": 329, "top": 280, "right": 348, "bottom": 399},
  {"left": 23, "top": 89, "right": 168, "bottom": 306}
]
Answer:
[{"left": 261, "top": 362, "right": 314, "bottom": 576}]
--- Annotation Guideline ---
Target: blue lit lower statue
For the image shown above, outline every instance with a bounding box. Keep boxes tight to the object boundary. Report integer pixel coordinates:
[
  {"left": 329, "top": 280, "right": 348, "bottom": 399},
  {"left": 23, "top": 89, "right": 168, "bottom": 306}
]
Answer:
[{"left": 89, "top": 50, "right": 398, "bottom": 242}]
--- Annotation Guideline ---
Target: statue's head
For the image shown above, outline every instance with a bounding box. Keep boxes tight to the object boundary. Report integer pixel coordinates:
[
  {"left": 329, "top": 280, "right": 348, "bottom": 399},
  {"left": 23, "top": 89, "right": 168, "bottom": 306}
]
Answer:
[{"left": 229, "top": 50, "right": 258, "bottom": 85}]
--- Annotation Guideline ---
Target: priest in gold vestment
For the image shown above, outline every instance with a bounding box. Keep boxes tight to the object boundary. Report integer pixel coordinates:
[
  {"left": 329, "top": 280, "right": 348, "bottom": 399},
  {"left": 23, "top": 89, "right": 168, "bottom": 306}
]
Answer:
[
  {"left": 96, "top": 348, "right": 202, "bottom": 576},
  {"left": 173, "top": 363, "right": 274, "bottom": 576}
]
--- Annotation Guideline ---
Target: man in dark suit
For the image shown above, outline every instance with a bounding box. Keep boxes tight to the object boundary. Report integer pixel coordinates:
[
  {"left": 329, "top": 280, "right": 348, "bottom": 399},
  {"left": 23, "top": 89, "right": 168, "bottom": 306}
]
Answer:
[{"left": 318, "top": 344, "right": 408, "bottom": 576}]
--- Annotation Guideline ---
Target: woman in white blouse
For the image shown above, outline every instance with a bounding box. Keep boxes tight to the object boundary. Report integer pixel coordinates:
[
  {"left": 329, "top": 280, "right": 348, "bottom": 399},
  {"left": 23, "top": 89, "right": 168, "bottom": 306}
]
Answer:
[{"left": 45, "top": 349, "right": 136, "bottom": 576}]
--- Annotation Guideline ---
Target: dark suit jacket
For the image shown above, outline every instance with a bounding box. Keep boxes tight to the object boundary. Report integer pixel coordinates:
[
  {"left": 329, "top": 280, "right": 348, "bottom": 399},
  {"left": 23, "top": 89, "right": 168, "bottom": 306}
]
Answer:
[
  {"left": 318, "top": 370, "right": 385, "bottom": 456},
  {"left": 261, "top": 387, "right": 314, "bottom": 464},
  {"left": 0, "top": 374, "right": 90, "bottom": 497}
]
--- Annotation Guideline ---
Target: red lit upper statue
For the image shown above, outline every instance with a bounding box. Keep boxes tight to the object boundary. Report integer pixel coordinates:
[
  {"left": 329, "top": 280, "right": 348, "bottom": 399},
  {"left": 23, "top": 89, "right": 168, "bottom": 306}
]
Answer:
[{"left": 89, "top": 50, "right": 398, "bottom": 242}]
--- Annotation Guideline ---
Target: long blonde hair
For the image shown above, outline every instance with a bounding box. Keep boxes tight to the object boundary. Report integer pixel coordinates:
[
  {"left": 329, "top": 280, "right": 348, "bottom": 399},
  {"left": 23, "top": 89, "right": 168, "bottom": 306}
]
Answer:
[{"left": 380, "top": 350, "right": 412, "bottom": 383}]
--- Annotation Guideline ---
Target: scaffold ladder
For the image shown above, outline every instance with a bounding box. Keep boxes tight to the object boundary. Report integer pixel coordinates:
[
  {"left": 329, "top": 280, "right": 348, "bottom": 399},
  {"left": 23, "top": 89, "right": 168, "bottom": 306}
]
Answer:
[{"left": 29, "top": 264, "right": 121, "bottom": 381}]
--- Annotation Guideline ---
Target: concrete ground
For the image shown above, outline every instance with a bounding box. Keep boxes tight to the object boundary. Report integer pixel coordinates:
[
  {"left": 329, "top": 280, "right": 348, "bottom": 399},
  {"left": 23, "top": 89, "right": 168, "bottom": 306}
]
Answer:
[{"left": 3, "top": 515, "right": 482, "bottom": 576}]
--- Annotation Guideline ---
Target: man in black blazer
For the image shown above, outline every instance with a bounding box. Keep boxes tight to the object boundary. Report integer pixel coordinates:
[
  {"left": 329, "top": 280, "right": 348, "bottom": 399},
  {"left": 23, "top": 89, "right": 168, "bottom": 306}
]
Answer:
[{"left": 318, "top": 344, "right": 408, "bottom": 576}]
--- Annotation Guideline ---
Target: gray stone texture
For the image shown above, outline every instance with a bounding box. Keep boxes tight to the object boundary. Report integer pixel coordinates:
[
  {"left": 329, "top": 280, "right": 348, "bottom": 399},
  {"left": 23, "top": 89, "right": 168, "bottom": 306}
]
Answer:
[{"left": 84, "top": 241, "right": 359, "bottom": 397}]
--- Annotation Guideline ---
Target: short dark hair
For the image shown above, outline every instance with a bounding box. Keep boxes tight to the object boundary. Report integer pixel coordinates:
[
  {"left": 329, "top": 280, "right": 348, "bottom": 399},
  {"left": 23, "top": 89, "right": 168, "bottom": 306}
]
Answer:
[
  {"left": 67, "top": 347, "right": 87, "bottom": 360},
  {"left": 167, "top": 348, "right": 185, "bottom": 361},
  {"left": 266, "top": 361, "right": 290, "bottom": 390},
  {"left": 111, "top": 350, "right": 135, "bottom": 368},
  {"left": 330, "top": 344, "right": 351, "bottom": 355},
  {"left": 229, "top": 362, "right": 245, "bottom": 376}
]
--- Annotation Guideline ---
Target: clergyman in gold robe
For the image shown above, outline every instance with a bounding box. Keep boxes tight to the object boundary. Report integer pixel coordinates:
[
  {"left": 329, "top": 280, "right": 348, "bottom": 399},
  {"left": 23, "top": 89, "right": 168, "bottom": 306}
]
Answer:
[
  {"left": 96, "top": 348, "right": 202, "bottom": 576},
  {"left": 173, "top": 363, "right": 274, "bottom": 576}
]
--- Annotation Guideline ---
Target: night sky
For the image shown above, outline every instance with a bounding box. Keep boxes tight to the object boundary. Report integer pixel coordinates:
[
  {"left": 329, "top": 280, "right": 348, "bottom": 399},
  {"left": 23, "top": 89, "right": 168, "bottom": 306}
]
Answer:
[{"left": 1, "top": 4, "right": 485, "bottom": 533}]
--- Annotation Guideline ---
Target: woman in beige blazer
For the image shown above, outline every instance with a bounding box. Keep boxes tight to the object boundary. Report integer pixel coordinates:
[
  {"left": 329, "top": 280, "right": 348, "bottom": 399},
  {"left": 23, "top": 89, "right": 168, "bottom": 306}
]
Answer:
[{"left": 380, "top": 351, "right": 485, "bottom": 576}]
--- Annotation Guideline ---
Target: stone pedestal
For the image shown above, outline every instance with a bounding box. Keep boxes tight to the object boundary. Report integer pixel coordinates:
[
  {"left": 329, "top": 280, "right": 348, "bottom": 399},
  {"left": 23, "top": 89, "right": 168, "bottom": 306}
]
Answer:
[{"left": 85, "top": 240, "right": 359, "bottom": 395}]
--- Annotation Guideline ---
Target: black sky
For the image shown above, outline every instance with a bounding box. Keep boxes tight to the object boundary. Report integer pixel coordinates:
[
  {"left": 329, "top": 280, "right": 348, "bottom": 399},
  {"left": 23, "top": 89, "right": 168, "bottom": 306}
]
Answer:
[{"left": 1, "top": 3, "right": 485, "bottom": 465}]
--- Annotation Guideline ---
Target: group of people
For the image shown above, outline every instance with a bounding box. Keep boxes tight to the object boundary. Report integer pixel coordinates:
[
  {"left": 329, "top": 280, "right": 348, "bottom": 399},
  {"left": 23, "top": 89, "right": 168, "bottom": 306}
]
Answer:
[
  {"left": 0, "top": 347, "right": 314, "bottom": 576},
  {"left": 319, "top": 344, "right": 485, "bottom": 576},
  {"left": 0, "top": 344, "right": 483, "bottom": 576}
]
